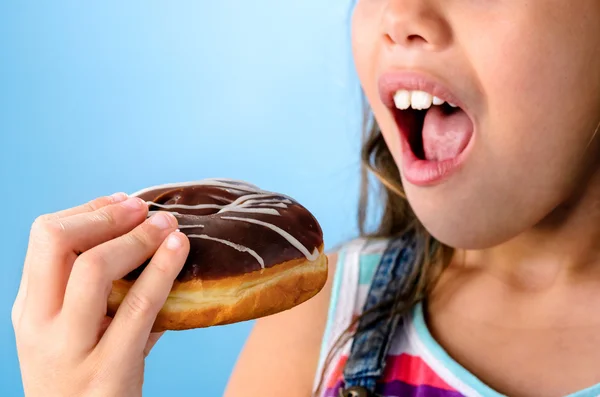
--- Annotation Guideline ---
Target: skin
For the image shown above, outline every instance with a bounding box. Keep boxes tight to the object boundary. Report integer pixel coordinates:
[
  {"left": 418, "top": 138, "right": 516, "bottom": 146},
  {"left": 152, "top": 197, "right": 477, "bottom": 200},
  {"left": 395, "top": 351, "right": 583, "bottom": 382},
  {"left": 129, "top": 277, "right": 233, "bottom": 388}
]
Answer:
[
  {"left": 352, "top": 0, "right": 600, "bottom": 396},
  {"left": 13, "top": 194, "right": 191, "bottom": 397},
  {"left": 354, "top": 0, "right": 600, "bottom": 250},
  {"left": 224, "top": 254, "right": 336, "bottom": 397},
  {"left": 12, "top": 189, "right": 335, "bottom": 397},
  {"left": 14, "top": 1, "right": 600, "bottom": 397}
]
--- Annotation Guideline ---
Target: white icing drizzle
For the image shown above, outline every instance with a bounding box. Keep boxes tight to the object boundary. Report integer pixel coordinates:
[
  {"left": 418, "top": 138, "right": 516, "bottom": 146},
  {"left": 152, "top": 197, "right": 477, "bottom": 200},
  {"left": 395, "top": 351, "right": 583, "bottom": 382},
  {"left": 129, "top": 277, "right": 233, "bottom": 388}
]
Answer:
[
  {"left": 177, "top": 224, "right": 205, "bottom": 229},
  {"left": 217, "top": 193, "right": 287, "bottom": 216},
  {"left": 238, "top": 198, "right": 292, "bottom": 208},
  {"left": 135, "top": 178, "right": 319, "bottom": 266},
  {"left": 219, "top": 207, "right": 281, "bottom": 215},
  {"left": 145, "top": 192, "right": 291, "bottom": 217},
  {"left": 221, "top": 216, "right": 320, "bottom": 261},
  {"left": 187, "top": 234, "right": 265, "bottom": 268},
  {"left": 147, "top": 201, "right": 280, "bottom": 216},
  {"left": 145, "top": 200, "right": 282, "bottom": 216},
  {"left": 255, "top": 202, "right": 288, "bottom": 208}
]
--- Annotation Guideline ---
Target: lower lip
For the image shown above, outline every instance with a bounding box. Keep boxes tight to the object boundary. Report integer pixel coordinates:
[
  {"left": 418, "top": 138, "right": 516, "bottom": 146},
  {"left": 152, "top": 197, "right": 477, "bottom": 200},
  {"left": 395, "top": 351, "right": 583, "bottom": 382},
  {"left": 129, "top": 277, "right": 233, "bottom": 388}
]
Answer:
[{"left": 399, "top": 129, "right": 474, "bottom": 187}]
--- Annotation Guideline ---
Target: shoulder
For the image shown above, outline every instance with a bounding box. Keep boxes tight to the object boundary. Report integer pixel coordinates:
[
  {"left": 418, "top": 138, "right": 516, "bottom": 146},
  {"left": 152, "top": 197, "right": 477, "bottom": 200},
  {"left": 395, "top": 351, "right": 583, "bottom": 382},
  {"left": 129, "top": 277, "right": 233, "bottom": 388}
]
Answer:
[
  {"left": 224, "top": 238, "right": 391, "bottom": 397},
  {"left": 223, "top": 249, "right": 340, "bottom": 397}
]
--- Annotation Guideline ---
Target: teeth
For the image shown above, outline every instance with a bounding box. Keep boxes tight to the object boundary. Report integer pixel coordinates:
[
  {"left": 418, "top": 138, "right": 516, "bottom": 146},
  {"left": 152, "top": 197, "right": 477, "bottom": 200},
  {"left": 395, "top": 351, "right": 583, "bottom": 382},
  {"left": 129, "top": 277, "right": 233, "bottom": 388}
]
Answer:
[
  {"left": 393, "top": 90, "right": 455, "bottom": 110},
  {"left": 393, "top": 90, "right": 411, "bottom": 110},
  {"left": 411, "top": 91, "right": 432, "bottom": 110},
  {"left": 432, "top": 96, "right": 444, "bottom": 106}
]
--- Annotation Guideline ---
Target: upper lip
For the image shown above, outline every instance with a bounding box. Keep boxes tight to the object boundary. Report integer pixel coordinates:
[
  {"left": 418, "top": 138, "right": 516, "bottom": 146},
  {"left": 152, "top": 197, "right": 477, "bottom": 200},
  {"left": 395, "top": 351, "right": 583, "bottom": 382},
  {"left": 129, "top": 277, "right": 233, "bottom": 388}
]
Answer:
[{"left": 378, "top": 70, "right": 468, "bottom": 111}]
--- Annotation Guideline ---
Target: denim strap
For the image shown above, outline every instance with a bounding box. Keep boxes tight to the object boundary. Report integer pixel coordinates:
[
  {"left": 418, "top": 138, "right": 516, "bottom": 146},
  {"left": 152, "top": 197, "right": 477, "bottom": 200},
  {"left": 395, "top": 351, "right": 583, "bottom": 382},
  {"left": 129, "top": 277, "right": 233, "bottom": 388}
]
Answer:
[{"left": 341, "top": 232, "right": 421, "bottom": 393}]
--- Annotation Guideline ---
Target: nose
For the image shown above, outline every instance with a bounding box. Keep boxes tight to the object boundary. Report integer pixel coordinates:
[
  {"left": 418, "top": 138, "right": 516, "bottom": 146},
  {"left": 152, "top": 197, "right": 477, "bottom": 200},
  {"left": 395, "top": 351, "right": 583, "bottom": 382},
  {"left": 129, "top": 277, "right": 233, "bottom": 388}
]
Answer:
[{"left": 382, "top": 0, "right": 451, "bottom": 51}]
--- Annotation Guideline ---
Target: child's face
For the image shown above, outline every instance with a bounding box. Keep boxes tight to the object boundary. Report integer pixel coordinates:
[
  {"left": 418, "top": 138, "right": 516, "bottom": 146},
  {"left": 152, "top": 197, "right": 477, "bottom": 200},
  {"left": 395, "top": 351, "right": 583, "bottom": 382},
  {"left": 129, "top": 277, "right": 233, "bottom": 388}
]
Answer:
[{"left": 352, "top": 1, "right": 600, "bottom": 249}]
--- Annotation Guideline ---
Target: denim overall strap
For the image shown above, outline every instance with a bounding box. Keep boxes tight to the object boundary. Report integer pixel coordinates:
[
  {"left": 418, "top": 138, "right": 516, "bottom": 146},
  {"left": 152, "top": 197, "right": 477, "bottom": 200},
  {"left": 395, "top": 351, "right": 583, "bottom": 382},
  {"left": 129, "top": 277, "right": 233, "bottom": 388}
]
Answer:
[{"left": 341, "top": 232, "right": 421, "bottom": 395}]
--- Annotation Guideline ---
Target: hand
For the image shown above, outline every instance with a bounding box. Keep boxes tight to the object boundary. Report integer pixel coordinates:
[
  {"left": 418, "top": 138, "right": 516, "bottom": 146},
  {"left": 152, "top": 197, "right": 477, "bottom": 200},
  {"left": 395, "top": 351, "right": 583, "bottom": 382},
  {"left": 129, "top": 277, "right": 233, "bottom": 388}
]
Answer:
[{"left": 12, "top": 193, "right": 190, "bottom": 397}]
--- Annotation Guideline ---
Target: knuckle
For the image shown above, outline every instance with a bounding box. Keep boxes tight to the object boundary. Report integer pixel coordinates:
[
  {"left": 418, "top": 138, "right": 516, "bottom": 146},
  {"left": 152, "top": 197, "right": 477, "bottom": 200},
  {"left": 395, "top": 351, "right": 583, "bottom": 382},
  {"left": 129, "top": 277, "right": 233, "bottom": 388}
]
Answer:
[
  {"left": 15, "top": 318, "right": 41, "bottom": 348},
  {"left": 87, "top": 196, "right": 111, "bottom": 211},
  {"left": 11, "top": 303, "right": 21, "bottom": 329},
  {"left": 76, "top": 251, "right": 108, "bottom": 281},
  {"left": 149, "top": 258, "right": 172, "bottom": 278},
  {"left": 82, "top": 202, "right": 98, "bottom": 213},
  {"left": 33, "top": 213, "right": 53, "bottom": 226},
  {"left": 31, "top": 216, "right": 66, "bottom": 242},
  {"left": 124, "top": 229, "right": 152, "bottom": 249},
  {"left": 31, "top": 214, "right": 51, "bottom": 232},
  {"left": 92, "top": 208, "right": 118, "bottom": 228},
  {"left": 124, "top": 290, "right": 154, "bottom": 319}
]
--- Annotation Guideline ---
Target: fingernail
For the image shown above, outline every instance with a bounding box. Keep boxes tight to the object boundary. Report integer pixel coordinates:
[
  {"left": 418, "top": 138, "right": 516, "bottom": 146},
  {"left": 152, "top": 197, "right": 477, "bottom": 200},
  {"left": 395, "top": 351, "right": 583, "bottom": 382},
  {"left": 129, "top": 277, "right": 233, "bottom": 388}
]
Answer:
[
  {"left": 166, "top": 233, "right": 182, "bottom": 250},
  {"left": 149, "top": 212, "right": 174, "bottom": 229},
  {"left": 122, "top": 197, "right": 145, "bottom": 210},
  {"left": 110, "top": 192, "right": 129, "bottom": 203}
]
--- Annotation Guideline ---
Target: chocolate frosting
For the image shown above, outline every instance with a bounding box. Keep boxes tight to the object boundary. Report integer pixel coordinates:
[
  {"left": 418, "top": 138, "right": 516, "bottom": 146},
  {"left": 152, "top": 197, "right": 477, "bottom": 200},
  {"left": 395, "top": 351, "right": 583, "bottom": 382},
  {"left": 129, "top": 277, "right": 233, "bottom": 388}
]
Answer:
[{"left": 123, "top": 179, "right": 324, "bottom": 282}]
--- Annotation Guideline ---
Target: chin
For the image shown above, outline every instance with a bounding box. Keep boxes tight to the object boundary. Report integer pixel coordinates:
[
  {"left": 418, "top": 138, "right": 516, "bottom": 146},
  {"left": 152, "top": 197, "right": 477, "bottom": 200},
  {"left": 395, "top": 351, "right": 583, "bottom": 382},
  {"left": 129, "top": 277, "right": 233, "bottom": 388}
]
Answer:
[{"left": 403, "top": 185, "right": 533, "bottom": 250}]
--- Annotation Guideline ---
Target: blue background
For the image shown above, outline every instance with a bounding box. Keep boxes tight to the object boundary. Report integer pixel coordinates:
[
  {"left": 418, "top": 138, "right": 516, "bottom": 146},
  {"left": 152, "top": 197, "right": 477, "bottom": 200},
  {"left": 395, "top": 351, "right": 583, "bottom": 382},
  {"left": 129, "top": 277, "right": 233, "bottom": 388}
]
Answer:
[{"left": 1, "top": 1, "right": 364, "bottom": 396}]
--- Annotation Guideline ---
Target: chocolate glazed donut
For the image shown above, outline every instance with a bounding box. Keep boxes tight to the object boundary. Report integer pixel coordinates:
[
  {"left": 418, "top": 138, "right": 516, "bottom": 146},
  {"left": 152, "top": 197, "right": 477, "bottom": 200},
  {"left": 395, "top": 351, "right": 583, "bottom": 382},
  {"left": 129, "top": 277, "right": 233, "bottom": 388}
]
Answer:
[{"left": 106, "top": 178, "right": 328, "bottom": 331}]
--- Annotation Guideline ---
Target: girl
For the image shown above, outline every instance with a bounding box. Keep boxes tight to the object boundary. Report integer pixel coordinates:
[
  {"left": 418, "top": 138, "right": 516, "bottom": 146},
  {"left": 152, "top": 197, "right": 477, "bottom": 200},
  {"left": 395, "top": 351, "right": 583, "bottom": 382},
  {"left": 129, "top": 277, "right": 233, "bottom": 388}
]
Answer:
[{"left": 13, "top": 1, "right": 600, "bottom": 396}]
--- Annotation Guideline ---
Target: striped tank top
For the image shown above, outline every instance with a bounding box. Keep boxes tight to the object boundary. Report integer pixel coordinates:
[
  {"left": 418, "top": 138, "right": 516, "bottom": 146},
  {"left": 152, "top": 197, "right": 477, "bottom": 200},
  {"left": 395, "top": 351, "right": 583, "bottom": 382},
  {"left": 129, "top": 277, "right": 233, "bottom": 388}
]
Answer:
[{"left": 313, "top": 238, "right": 600, "bottom": 397}]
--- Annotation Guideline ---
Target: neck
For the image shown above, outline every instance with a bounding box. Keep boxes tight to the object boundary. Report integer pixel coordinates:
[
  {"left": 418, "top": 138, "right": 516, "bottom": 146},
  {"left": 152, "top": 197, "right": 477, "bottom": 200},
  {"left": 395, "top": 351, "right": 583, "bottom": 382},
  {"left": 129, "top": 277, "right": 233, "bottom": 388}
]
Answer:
[{"left": 463, "top": 159, "right": 600, "bottom": 291}]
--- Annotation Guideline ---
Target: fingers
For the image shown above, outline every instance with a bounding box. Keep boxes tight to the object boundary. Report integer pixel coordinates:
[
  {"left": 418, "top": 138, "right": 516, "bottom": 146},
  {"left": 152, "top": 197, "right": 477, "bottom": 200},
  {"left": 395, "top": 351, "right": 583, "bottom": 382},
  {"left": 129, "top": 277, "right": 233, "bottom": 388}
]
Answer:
[
  {"left": 144, "top": 332, "right": 165, "bottom": 357},
  {"left": 56, "top": 196, "right": 150, "bottom": 254},
  {"left": 18, "top": 193, "right": 132, "bottom": 323},
  {"left": 62, "top": 212, "right": 182, "bottom": 348},
  {"left": 99, "top": 231, "right": 189, "bottom": 360},
  {"left": 11, "top": 259, "right": 30, "bottom": 328},
  {"left": 96, "top": 319, "right": 165, "bottom": 359},
  {"left": 43, "top": 193, "right": 129, "bottom": 221}
]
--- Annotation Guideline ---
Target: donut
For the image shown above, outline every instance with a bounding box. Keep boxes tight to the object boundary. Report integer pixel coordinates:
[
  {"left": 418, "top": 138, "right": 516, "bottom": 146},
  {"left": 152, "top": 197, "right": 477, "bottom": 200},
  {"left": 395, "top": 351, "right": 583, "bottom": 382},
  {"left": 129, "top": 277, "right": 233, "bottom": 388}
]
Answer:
[{"left": 106, "top": 178, "right": 327, "bottom": 331}]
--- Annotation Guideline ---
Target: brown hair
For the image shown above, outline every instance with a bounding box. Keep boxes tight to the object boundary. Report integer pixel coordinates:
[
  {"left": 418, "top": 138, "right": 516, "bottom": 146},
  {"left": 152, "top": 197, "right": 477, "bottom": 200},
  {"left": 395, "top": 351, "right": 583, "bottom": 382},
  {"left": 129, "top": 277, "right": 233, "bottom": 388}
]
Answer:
[{"left": 313, "top": 105, "right": 455, "bottom": 395}]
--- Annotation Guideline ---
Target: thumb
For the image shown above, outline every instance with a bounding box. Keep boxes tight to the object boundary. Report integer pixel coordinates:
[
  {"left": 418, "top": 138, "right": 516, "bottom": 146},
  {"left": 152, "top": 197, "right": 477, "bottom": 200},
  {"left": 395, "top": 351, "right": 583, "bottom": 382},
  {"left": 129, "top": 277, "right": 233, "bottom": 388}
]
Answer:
[{"left": 144, "top": 332, "right": 165, "bottom": 357}]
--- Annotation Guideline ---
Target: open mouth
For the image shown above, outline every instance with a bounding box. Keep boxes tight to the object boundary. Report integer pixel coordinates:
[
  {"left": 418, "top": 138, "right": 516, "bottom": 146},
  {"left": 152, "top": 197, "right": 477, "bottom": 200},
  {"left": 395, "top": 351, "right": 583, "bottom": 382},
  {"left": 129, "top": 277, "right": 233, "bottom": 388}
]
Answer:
[{"left": 391, "top": 90, "right": 474, "bottom": 162}]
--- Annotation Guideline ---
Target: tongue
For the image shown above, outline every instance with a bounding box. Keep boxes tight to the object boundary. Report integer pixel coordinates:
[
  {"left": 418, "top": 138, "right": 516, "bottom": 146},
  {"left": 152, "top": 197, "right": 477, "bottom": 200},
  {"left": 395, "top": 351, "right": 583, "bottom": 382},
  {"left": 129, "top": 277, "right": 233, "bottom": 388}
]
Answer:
[{"left": 422, "top": 106, "right": 473, "bottom": 161}]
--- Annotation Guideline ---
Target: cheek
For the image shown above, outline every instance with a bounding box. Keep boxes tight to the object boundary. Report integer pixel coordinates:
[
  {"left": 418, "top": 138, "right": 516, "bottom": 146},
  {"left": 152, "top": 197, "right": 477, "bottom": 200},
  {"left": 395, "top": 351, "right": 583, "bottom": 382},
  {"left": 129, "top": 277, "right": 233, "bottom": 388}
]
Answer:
[
  {"left": 351, "top": 2, "right": 403, "bottom": 162},
  {"left": 351, "top": 2, "right": 380, "bottom": 107},
  {"left": 408, "top": 5, "right": 600, "bottom": 249},
  {"left": 468, "top": 6, "right": 600, "bottom": 193}
]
